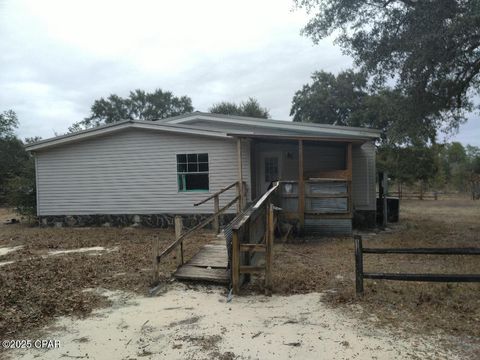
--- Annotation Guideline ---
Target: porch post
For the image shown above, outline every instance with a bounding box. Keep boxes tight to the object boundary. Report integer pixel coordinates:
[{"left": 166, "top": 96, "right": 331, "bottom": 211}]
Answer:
[
  {"left": 346, "top": 143, "right": 353, "bottom": 215},
  {"left": 237, "top": 138, "right": 244, "bottom": 210},
  {"left": 298, "top": 139, "right": 305, "bottom": 234}
]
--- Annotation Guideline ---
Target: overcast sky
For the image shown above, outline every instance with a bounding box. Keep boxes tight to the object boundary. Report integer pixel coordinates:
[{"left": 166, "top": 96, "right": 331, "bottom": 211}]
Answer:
[{"left": 1, "top": 0, "right": 478, "bottom": 146}]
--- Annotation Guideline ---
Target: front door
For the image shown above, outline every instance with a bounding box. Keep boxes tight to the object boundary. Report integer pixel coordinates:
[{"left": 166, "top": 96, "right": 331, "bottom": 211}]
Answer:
[{"left": 258, "top": 152, "right": 282, "bottom": 195}]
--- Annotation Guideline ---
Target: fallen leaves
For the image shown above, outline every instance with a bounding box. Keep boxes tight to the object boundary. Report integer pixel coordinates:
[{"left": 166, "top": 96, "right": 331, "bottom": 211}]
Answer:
[{"left": 0, "top": 224, "right": 213, "bottom": 337}]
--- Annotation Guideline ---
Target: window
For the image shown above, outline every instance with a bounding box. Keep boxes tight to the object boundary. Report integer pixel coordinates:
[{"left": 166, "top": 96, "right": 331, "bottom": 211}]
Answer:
[
  {"left": 264, "top": 157, "right": 279, "bottom": 182},
  {"left": 177, "top": 153, "right": 209, "bottom": 192}
]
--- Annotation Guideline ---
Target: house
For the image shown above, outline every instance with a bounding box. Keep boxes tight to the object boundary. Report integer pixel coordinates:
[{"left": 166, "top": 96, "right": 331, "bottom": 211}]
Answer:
[{"left": 26, "top": 112, "right": 381, "bottom": 234}]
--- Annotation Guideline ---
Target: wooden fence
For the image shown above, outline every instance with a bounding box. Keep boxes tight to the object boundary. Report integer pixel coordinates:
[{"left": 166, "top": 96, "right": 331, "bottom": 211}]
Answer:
[
  {"left": 230, "top": 182, "right": 279, "bottom": 295},
  {"left": 354, "top": 235, "right": 480, "bottom": 295},
  {"left": 152, "top": 181, "right": 244, "bottom": 283},
  {"left": 382, "top": 191, "right": 439, "bottom": 200}
]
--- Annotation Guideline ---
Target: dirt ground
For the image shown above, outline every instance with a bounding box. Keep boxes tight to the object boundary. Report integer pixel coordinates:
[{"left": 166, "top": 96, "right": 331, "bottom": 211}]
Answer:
[
  {"left": 0, "top": 199, "right": 479, "bottom": 359},
  {"left": 266, "top": 198, "right": 480, "bottom": 358},
  {"left": 0, "top": 210, "right": 213, "bottom": 338},
  {"left": 8, "top": 284, "right": 461, "bottom": 360}
]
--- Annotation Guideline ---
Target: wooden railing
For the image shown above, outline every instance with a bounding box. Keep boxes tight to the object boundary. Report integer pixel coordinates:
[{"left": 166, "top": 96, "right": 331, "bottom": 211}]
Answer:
[
  {"left": 384, "top": 191, "right": 439, "bottom": 200},
  {"left": 152, "top": 181, "right": 244, "bottom": 283},
  {"left": 230, "top": 182, "right": 279, "bottom": 295},
  {"left": 193, "top": 181, "right": 243, "bottom": 233},
  {"left": 354, "top": 235, "right": 480, "bottom": 295}
]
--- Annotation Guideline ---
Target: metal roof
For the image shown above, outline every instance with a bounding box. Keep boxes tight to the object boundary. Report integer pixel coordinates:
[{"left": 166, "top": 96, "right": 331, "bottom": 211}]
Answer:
[
  {"left": 158, "top": 112, "right": 381, "bottom": 139},
  {"left": 26, "top": 112, "right": 380, "bottom": 152},
  {"left": 25, "top": 120, "right": 229, "bottom": 152}
]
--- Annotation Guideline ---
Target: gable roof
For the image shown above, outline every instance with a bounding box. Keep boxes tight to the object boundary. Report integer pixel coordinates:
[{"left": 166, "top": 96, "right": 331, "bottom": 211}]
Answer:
[{"left": 26, "top": 112, "right": 381, "bottom": 152}]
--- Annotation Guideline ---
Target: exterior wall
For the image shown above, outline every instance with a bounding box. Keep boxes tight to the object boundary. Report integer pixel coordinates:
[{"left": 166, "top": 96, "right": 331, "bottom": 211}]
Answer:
[
  {"left": 35, "top": 129, "right": 250, "bottom": 216},
  {"left": 304, "top": 218, "right": 352, "bottom": 235},
  {"left": 352, "top": 141, "right": 376, "bottom": 211}
]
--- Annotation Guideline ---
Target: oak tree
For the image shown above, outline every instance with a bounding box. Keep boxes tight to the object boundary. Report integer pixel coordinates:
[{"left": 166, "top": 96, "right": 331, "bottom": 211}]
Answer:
[
  {"left": 70, "top": 89, "right": 194, "bottom": 132},
  {"left": 295, "top": 0, "right": 480, "bottom": 139}
]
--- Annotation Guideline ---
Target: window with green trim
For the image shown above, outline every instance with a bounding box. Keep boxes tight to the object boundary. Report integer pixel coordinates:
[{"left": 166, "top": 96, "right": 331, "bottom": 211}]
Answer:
[{"left": 177, "top": 153, "right": 209, "bottom": 192}]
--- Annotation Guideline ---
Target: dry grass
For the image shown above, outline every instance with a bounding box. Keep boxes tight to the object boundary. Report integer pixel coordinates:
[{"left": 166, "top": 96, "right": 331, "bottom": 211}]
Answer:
[
  {"left": 268, "top": 198, "right": 480, "bottom": 358},
  {"left": 1, "top": 199, "right": 479, "bottom": 357},
  {"left": 0, "top": 219, "right": 213, "bottom": 337}
]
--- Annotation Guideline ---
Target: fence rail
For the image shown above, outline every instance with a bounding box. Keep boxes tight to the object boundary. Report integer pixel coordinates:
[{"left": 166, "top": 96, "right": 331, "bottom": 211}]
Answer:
[
  {"left": 381, "top": 191, "right": 440, "bottom": 200},
  {"left": 354, "top": 235, "right": 480, "bottom": 295},
  {"left": 383, "top": 191, "right": 470, "bottom": 200}
]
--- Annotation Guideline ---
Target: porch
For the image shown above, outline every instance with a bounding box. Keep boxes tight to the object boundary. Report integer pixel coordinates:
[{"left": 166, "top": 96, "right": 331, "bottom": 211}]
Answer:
[
  {"left": 154, "top": 134, "right": 364, "bottom": 289},
  {"left": 234, "top": 134, "right": 355, "bottom": 235}
]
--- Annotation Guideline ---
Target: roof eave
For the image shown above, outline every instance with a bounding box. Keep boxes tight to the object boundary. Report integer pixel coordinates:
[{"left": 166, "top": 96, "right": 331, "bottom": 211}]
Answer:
[
  {"left": 227, "top": 133, "right": 375, "bottom": 144},
  {"left": 26, "top": 120, "right": 229, "bottom": 152}
]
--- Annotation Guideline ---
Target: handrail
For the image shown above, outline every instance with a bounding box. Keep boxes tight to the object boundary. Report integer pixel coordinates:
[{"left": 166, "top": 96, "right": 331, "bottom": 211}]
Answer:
[
  {"left": 193, "top": 181, "right": 238, "bottom": 207},
  {"left": 253, "top": 182, "right": 279, "bottom": 209},
  {"left": 153, "top": 180, "right": 247, "bottom": 283},
  {"left": 231, "top": 182, "right": 279, "bottom": 230},
  {"left": 157, "top": 195, "right": 240, "bottom": 262},
  {"left": 231, "top": 182, "right": 279, "bottom": 294}
]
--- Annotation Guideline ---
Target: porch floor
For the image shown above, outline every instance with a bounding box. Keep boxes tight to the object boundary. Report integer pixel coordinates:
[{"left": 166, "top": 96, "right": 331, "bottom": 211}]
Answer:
[{"left": 173, "top": 238, "right": 230, "bottom": 285}]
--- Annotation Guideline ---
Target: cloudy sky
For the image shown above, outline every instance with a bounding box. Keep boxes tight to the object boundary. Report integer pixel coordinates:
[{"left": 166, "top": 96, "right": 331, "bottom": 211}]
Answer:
[{"left": 1, "top": 0, "right": 478, "bottom": 145}]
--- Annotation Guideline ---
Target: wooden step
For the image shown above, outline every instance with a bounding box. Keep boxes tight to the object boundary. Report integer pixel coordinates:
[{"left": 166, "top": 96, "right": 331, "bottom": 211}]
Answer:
[{"left": 174, "top": 265, "right": 229, "bottom": 284}]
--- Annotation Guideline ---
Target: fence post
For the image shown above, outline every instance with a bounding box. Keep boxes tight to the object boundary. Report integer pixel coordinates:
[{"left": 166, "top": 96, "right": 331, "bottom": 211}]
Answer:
[
  {"left": 354, "top": 235, "right": 364, "bottom": 295},
  {"left": 175, "top": 216, "right": 184, "bottom": 267},
  {"left": 152, "top": 236, "right": 159, "bottom": 283},
  {"left": 382, "top": 173, "right": 388, "bottom": 228},
  {"left": 232, "top": 230, "right": 240, "bottom": 294},
  {"left": 213, "top": 194, "right": 220, "bottom": 233},
  {"left": 265, "top": 202, "right": 274, "bottom": 296}
]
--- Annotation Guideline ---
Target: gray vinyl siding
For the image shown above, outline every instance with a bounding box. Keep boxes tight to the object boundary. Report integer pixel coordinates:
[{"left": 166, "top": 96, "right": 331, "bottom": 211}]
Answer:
[
  {"left": 35, "top": 129, "right": 250, "bottom": 216},
  {"left": 352, "top": 141, "right": 376, "bottom": 210},
  {"left": 304, "top": 219, "right": 352, "bottom": 235}
]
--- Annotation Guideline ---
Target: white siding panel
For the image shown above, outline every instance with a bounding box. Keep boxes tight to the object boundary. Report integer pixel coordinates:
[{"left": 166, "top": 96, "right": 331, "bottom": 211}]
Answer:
[
  {"left": 352, "top": 141, "right": 376, "bottom": 210},
  {"left": 36, "top": 129, "right": 251, "bottom": 216}
]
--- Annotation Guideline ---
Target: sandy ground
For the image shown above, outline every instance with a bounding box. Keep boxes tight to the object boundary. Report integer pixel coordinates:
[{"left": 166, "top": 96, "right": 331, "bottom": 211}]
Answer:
[
  {"left": 1, "top": 200, "right": 478, "bottom": 358},
  {"left": 0, "top": 245, "right": 23, "bottom": 256},
  {"left": 47, "top": 246, "right": 117, "bottom": 256},
  {"left": 9, "top": 283, "right": 456, "bottom": 360}
]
